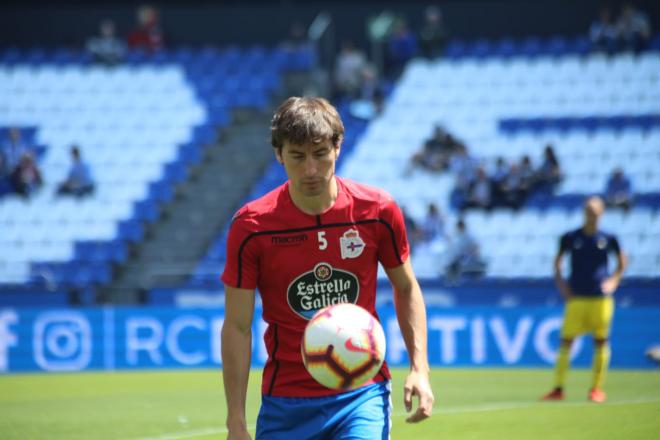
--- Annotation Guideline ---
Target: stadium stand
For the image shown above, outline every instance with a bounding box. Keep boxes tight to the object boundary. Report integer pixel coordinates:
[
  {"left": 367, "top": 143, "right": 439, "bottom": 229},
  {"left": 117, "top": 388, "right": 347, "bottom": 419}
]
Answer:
[
  {"left": 1, "top": 30, "right": 658, "bottom": 302},
  {"left": 339, "top": 39, "right": 660, "bottom": 279},
  {"left": 191, "top": 34, "right": 660, "bottom": 284},
  {"left": 0, "top": 45, "right": 315, "bottom": 295}
]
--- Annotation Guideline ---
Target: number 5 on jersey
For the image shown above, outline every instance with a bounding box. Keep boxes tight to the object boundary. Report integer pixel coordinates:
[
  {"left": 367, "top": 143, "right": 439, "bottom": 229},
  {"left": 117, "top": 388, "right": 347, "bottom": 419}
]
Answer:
[{"left": 318, "top": 231, "right": 327, "bottom": 250}]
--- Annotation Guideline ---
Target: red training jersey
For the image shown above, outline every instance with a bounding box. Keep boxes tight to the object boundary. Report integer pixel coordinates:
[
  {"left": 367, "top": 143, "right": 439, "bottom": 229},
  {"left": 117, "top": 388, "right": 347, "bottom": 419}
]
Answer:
[{"left": 221, "top": 177, "right": 410, "bottom": 397}]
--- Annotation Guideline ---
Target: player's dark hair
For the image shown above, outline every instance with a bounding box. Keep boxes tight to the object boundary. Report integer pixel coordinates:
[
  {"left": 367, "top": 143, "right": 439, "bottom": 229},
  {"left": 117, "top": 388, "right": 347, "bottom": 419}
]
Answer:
[{"left": 271, "top": 96, "right": 344, "bottom": 152}]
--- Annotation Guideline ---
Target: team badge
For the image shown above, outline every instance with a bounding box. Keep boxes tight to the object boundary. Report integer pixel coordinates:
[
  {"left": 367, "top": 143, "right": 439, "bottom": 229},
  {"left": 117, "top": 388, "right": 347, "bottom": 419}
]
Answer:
[
  {"left": 574, "top": 238, "right": 583, "bottom": 249},
  {"left": 597, "top": 237, "right": 608, "bottom": 249},
  {"left": 340, "top": 229, "right": 365, "bottom": 259}
]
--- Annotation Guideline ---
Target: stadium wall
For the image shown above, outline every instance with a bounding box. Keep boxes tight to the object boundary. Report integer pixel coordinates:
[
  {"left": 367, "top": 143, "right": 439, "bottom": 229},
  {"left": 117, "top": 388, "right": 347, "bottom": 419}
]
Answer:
[
  {"left": 1, "top": 0, "right": 659, "bottom": 48},
  {"left": 1, "top": 304, "right": 658, "bottom": 373}
]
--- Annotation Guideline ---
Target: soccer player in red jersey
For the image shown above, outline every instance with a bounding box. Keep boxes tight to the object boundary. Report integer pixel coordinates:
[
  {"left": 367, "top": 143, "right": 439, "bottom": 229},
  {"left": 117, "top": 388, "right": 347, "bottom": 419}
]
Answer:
[{"left": 221, "top": 97, "right": 434, "bottom": 439}]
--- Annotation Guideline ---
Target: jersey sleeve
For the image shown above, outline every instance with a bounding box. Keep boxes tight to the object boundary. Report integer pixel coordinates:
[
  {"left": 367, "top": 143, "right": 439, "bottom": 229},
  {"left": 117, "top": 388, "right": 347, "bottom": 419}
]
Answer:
[
  {"left": 377, "top": 194, "right": 410, "bottom": 268},
  {"left": 221, "top": 208, "right": 260, "bottom": 290},
  {"left": 559, "top": 232, "right": 571, "bottom": 254},
  {"left": 609, "top": 235, "right": 622, "bottom": 255}
]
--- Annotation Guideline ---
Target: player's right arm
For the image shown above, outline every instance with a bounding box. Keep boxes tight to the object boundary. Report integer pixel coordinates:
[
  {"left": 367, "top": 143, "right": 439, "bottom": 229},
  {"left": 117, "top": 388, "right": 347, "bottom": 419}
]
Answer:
[
  {"left": 222, "top": 285, "right": 256, "bottom": 440},
  {"left": 553, "top": 234, "right": 574, "bottom": 300}
]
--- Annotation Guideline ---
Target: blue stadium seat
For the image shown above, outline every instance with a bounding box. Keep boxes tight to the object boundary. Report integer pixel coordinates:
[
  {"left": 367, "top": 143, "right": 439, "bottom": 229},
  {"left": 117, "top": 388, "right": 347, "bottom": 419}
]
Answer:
[
  {"left": 117, "top": 219, "right": 144, "bottom": 242},
  {"left": 544, "top": 35, "right": 570, "bottom": 56},
  {"left": 149, "top": 180, "right": 174, "bottom": 203},
  {"left": 445, "top": 40, "right": 467, "bottom": 59},
  {"left": 133, "top": 199, "right": 159, "bottom": 223},
  {"left": 519, "top": 36, "right": 543, "bottom": 57}
]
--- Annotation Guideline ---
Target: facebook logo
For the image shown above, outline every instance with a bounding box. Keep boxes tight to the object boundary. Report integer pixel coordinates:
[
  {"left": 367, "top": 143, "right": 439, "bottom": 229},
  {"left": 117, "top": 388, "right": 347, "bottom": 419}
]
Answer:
[{"left": 0, "top": 309, "right": 19, "bottom": 372}]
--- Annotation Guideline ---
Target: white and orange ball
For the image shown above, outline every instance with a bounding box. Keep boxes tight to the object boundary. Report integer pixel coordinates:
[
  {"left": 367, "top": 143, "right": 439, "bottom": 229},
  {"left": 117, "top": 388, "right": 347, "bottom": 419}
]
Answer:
[{"left": 301, "top": 303, "right": 386, "bottom": 390}]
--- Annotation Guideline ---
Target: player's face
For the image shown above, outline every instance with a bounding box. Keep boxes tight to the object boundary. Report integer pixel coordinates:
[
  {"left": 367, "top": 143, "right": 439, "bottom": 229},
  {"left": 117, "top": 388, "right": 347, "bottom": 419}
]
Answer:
[
  {"left": 584, "top": 197, "right": 604, "bottom": 225},
  {"left": 278, "top": 140, "right": 339, "bottom": 198}
]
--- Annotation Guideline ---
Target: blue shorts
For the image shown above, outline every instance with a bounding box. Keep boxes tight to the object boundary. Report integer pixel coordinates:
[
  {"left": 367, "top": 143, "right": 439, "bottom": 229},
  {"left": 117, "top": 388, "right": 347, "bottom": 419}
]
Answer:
[{"left": 256, "top": 381, "right": 391, "bottom": 440}]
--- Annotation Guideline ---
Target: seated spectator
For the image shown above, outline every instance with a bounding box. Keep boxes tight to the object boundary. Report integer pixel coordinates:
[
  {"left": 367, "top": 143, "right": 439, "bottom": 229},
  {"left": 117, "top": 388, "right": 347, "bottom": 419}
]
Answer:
[
  {"left": 518, "top": 154, "right": 536, "bottom": 193},
  {"left": 349, "top": 64, "right": 385, "bottom": 120},
  {"left": 0, "top": 149, "right": 12, "bottom": 196},
  {"left": 463, "top": 166, "right": 492, "bottom": 211},
  {"left": 1, "top": 127, "right": 32, "bottom": 173},
  {"left": 445, "top": 219, "right": 486, "bottom": 282},
  {"left": 604, "top": 167, "right": 633, "bottom": 211},
  {"left": 490, "top": 156, "right": 510, "bottom": 207},
  {"left": 281, "top": 21, "right": 311, "bottom": 52},
  {"left": 402, "top": 206, "right": 424, "bottom": 250},
  {"left": 409, "top": 125, "right": 462, "bottom": 173},
  {"left": 535, "top": 144, "right": 562, "bottom": 193},
  {"left": 87, "top": 19, "right": 125, "bottom": 65},
  {"left": 386, "top": 19, "right": 418, "bottom": 78},
  {"left": 418, "top": 5, "right": 449, "bottom": 59},
  {"left": 617, "top": 3, "right": 651, "bottom": 53},
  {"left": 500, "top": 161, "right": 527, "bottom": 210},
  {"left": 334, "top": 41, "right": 369, "bottom": 100},
  {"left": 127, "top": 4, "right": 164, "bottom": 53},
  {"left": 421, "top": 202, "right": 447, "bottom": 243},
  {"left": 57, "top": 145, "right": 95, "bottom": 198},
  {"left": 589, "top": 7, "right": 620, "bottom": 54},
  {"left": 11, "top": 152, "right": 42, "bottom": 198}
]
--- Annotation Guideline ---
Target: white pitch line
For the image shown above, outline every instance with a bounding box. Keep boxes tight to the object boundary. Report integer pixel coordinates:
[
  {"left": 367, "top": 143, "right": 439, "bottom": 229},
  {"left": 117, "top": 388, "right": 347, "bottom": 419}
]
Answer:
[{"left": 131, "top": 397, "right": 660, "bottom": 440}]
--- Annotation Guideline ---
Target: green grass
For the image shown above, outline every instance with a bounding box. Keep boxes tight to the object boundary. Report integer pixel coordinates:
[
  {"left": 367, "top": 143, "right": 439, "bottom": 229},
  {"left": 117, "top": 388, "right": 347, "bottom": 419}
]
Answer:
[{"left": 1, "top": 368, "right": 659, "bottom": 439}]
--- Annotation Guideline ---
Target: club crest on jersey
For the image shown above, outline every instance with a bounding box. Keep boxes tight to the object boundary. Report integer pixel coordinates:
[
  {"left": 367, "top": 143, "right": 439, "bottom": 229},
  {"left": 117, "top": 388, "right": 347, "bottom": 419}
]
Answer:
[
  {"left": 340, "top": 228, "right": 365, "bottom": 259},
  {"left": 287, "top": 262, "right": 360, "bottom": 320}
]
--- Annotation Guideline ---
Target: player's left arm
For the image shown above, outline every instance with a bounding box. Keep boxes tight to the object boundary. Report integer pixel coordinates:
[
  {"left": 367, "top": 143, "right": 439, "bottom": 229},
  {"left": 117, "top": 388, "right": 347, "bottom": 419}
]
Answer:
[
  {"left": 602, "top": 237, "right": 627, "bottom": 295},
  {"left": 385, "top": 259, "right": 434, "bottom": 423}
]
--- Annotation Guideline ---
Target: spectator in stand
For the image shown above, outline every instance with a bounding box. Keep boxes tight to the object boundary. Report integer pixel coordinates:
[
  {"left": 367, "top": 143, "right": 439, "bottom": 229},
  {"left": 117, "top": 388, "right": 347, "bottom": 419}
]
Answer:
[
  {"left": 409, "top": 125, "right": 462, "bottom": 174},
  {"left": 334, "top": 41, "right": 369, "bottom": 100},
  {"left": 359, "top": 64, "right": 385, "bottom": 114},
  {"left": 402, "top": 205, "right": 424, "bottom": 251},
  {"left": 281, "top": 21, "right": 310, "bottom": 51},
  {"left": 463, "top": 166, "right": 492, "bottom": 211},
  {"left": 536, "top": 144, "right": 563, "bottom": 193},
  {"left": 501, "top": 161, "right": 527, "bottom": 210},
  {"left": 445, "top": 219, "right": 486, "bottom": 281},
  {"left": 519, "top": 154, "right": 536, "bottom": 194},
  {"left": 10, "top": 152, "right": 42, "bottom": 198},
  {"left": 617, "top": 3, "right": 651, "bottom": 53},
  {"left": 490, "top": 156, "right": 510, "bottom": 208},
  {"left": 421, "top": 202, "right": 447, "bottom": 244},
  {"left": 449, "top": 144, "right": 478, "bottom": 206},
  {"left": 87, "top": 19, "right": 125, "bottom": 65},
  {"left": 604, "top": 167, "right": 633, "bottom": 211},
  {"left": 127, "top": 4, "right": 164, "bottom": 53},
  {"left": 0, "top": 149, "right": 12, "bottom": 196},
  {"left": 589, "top": 6, "right": 620, "bottom": 55},
  {"left": 418, "top": 5, "right": 449, "bottom": 59},
  {"left": 57, "top": 145, "right": 95, "bottom": 198},
  {"left": 1, "top": 127, "right": 32, "bottom": 173},
  {"left": 349, "top": 64, "right": 386, "bottom": 120},
  {"left": 386, "top": 19, "right": 418, "bottom": 78}
]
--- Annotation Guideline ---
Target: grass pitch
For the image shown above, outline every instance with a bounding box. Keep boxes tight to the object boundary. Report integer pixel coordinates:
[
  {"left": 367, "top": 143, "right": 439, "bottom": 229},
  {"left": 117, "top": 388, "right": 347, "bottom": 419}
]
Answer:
[{"left": 1, "top": 368, "right": 659, "bottom": 439}]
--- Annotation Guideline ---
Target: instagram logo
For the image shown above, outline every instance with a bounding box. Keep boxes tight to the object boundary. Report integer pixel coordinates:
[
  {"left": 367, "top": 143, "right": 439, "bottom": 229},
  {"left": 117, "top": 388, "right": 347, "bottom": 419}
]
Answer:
[{"left": 33, "top": 312, "right": 92, "bottom": 371}]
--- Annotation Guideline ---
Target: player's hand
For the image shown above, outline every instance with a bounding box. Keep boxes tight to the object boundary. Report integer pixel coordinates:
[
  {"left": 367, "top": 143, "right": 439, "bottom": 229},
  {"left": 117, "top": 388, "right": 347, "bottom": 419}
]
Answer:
[
  {"left": 559, "top": 284, "right": 573, "bottom": 301},
  {"left": 601, "top": 277, "right": 619, "bottom": 295},
  {"left": 403, "top": 369, "right": 434, "bottom": 423}
]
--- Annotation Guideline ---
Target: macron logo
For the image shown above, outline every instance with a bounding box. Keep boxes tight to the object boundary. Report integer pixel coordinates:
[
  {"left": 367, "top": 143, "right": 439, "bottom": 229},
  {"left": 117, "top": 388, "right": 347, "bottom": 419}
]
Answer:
[{"left": 0, "top": 309, "right": 19, "bottom": 372}]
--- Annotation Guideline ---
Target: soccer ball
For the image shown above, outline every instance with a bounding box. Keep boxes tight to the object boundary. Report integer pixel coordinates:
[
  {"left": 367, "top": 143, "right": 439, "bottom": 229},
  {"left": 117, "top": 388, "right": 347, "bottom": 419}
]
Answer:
[{"left": 301, "top": 303, "right": 386, "bottom": 391}]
